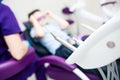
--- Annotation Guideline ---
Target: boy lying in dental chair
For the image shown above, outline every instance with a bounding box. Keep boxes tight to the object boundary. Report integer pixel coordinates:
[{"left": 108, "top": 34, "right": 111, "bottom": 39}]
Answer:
[{"left": 28, "top": 9, "right": 80, "bottom": 59}]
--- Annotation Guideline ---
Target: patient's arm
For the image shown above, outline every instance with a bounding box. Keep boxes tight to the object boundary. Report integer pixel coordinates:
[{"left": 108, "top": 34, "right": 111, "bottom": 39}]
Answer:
[
  {"left": 45, "top": 10, "right": 69, "bottom": 29},
  {"left": 29, "top": 15, "right": 45, "bottom": 38}
]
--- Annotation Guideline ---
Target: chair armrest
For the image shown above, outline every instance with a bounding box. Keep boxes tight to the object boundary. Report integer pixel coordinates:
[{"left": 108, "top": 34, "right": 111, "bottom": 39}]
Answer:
[
  {"left": 37, "top": 56, "right": 77, "bottom": 71},
  {"left": 38, "top": 56, "right": 100, "bottom": 80},
  {"left": 0, "top": 48, "right": 35, "bottom": 79}
]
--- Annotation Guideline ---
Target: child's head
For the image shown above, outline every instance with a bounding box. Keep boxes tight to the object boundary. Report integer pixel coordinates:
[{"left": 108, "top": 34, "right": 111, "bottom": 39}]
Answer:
[{"left": 28, "top": 9, "right": 46, "bottom": 26}]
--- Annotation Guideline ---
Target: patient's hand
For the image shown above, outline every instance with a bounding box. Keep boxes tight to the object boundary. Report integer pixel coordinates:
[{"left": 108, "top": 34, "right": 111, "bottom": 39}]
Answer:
[{"left": 45, "top": 10, "right": 53, "bottom": 17}]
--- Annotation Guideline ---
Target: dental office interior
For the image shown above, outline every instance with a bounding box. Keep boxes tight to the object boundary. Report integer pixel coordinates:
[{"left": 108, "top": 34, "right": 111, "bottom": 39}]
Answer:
[{"left": 1, "top": 0, "right": 120, "bottom": 80}]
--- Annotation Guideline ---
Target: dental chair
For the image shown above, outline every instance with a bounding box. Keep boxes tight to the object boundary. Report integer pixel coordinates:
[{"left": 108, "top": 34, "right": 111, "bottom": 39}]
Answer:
[
  {"left": 23, "top": 21, "right": 102, "bottom": 80},
  {"left": 0, "top": 48, "right": 35, "bottom": 80}
]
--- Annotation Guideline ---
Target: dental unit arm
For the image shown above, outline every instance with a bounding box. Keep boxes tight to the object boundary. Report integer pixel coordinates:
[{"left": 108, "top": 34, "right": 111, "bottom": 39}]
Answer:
[
  {"left": 65, "top": 10, "right": 120, "bottom": 69},
  {"left": 51, "top": 10, "right": 120, "bottom": 69},
  {"left": 68, "top": 0, "right": 107, "bottom": 25}
]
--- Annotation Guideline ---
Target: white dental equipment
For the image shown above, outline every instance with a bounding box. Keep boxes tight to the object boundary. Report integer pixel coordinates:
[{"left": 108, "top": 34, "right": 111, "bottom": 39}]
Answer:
[
  {"left": 51, "top": 10, "right": 120, "bottom": 80},
  {"left": 66, "top": 10, "right": 120, "bottom": 69}
]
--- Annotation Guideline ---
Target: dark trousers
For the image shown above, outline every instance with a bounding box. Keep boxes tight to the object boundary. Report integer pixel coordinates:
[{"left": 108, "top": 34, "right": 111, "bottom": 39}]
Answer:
[{"left": 55, "top": 43, "right": 78, "bottom": 59}]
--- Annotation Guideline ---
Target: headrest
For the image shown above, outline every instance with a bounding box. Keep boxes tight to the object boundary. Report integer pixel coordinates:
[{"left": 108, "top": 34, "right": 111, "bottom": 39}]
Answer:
[
  {"left": 0, "top": 0, "right": 3, "bottom": 2},
  {"left": 23, "top": 21, "right": 33, "bottom": 30}
]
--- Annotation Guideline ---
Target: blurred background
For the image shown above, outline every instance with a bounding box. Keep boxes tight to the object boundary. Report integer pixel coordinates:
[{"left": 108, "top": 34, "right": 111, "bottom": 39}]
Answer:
[{"left": 2, "top": 0, "right": 110, "bottom": 37}]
